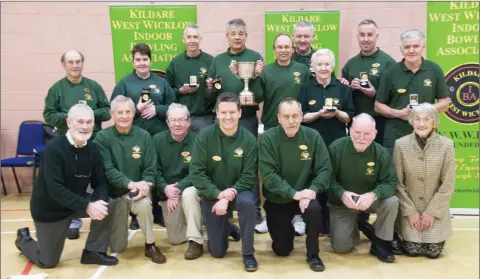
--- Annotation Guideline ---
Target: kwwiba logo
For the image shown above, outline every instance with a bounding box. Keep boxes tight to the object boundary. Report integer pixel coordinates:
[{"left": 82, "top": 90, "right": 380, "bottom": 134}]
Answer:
[{"left": 445, "top": 63, "right": 479, "bottom": 124}]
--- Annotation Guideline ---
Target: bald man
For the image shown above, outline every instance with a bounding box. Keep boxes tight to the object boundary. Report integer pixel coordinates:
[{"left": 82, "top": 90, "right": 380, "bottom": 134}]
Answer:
[
  {"left": 328, "top": 114, "right": 398, "bottom": 263},
  {"left": 43, "top": 50, "right": 111, "bottom": 240}
]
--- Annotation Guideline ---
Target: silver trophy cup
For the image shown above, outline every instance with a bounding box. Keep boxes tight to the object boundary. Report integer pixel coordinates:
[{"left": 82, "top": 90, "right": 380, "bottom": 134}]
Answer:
[{"left": 237, "top": 61, "right": 256, "bottom": 105}]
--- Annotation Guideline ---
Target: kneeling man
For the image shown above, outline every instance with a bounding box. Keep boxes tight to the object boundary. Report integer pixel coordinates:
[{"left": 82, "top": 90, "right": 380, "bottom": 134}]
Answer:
[
  {"left": 16, "top": 104, "right": 118, "bottom": 268},
  {"left": 259, "top": 98, "right": 331, "bottom": 272},
  {"left": 328, "top": 113, "right": 398, "bottom": 262}
]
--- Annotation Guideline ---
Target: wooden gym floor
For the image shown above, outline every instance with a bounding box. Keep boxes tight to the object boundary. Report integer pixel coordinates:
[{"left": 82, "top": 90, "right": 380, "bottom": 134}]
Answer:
[{"left": 1, "top": 193, "right": 479, "bottom": 279}]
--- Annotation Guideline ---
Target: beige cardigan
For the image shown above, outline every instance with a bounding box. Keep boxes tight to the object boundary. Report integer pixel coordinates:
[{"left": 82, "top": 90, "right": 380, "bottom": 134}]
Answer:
[{"left": 393, "top": 132, "right": 455, "bottom": 243}]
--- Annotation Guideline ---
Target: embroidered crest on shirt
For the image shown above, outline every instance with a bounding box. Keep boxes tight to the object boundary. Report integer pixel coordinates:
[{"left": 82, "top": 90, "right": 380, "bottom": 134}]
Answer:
[
  {"left": 424, "top": 79, "right": 432, "bottom": 87},
  {"left": 293, "top": 72, "right": 302, "bottom": 84},
  {"left": 300, "top": 151, "right": 311, "bottom": 161},
  {"left": 397, "top": 88, "right": 406, "bottom": 94},
  {"left": 212, "top": 156, "right": 222, "bottom": 161},
  {"left": 84, "top": 88, "right": 93, "bottom": 101},
  {"left": 132, "top": 146, "right": 142, "bottom": 159},
  {"left": 199, "top": 67, "right": 208, "bottom": 78},
  {"left": 234, "top": 148, "right": 244, "bottom": 158},
  {"left": 182, "top": 151, "right": 191, "bottom": 163},
  {"left": 370, "top": 67, "right": 379, "bottom": 76},
  {"left": 149, "top": 84, "right": 161, "bottom": 94},
  {"left": 366, "top": 161, "right": 375, "bottom": 176}
]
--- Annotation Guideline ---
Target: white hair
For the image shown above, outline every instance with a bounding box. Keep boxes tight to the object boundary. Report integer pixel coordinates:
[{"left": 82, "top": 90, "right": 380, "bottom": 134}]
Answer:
[
  {"left": 111, "top": 95, "right": 135, "bottom": 112},
  {"left": 67, "top": 103, "right": 93, "bottom": 120},
  {"left": 352, "top": 113, "right": 376, "bottom": 129},
  {"left": 166, "top": 103, "right": 190, "bottom": 119},
  {"left": 310, "top": 48, "right": 336, "bottom": 68},
  {"left": 400, "top": 29, "right": 425, "bottom": 47},
  {"left": 408, "top": 103, "right": 439, "bottom": 126}
]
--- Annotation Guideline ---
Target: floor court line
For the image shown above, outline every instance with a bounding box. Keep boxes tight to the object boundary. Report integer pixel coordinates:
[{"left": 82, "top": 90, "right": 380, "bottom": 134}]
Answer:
[{"left": 89, "top": 230, "right": 138, "bottom": 279}]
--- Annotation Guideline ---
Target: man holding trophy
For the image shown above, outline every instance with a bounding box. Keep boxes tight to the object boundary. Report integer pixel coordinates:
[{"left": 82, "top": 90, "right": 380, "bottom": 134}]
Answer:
[
  {"left": 374, "top": 29, "right": 450, "bottom": 157},
  {"left": 206, "top": 18, "right": 265, "bottom": 225}
]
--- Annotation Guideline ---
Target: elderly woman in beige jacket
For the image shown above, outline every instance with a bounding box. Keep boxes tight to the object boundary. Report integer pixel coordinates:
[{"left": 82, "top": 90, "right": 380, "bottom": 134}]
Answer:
[{"left": 393, "top": 103, "right": 455, "bottom": 259}]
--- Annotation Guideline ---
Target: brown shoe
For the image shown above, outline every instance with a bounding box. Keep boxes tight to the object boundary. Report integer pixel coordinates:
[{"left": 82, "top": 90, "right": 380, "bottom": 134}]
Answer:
[
  {"left": 145, "top": 244, "right": 166, "bottom": 264},
  {"left": 184, "top": 241, "right": 204, "bottom": 260}
]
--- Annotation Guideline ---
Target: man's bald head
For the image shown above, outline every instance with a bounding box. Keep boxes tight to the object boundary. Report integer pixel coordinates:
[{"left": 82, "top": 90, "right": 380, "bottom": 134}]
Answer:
[
  {"left": 61, "top": 50, "right": 84, "bottom": 64},
  {"left": 61, "top": 50, "right": 85, "bottom": 81},
  {"left": 350, "top": 113, "right": 377, "bottom": 152}
]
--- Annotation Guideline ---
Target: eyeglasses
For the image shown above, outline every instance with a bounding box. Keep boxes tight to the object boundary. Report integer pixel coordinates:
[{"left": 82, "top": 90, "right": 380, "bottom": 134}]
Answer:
[
  {"left": 74, "top": 154, "right": 91, "bottom": 178},
  {"left": 167, "top": 118, "right": 189, "bottom": 124}
]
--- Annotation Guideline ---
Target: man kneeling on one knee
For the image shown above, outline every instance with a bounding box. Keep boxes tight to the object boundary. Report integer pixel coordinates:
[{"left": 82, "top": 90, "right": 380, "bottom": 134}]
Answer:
[
  {"left": 154, "top": 103, "right": 204, "bottom": 260},
  {"left": 16, "top": 104, "right": 118, "bottom": 268},
  {"left": 94, "top": 95, "right": 166, "bottom": 264},
  {"left": 328, "top": 113, "right": 398, "bottom": 263},
  {"left": 259, "top": 98, "right": 331, "bottom": 272}
]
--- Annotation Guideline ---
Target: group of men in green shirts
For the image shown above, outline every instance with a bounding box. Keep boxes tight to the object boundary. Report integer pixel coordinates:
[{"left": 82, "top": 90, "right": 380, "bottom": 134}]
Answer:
[{"left": 39, "top": 16, "right": 451, "bottom": 273}]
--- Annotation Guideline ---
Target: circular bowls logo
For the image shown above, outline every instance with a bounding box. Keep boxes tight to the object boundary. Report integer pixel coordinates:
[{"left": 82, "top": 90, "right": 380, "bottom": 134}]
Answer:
[{"left": 444, "top": 63, "right": 479, "bottom": 124}]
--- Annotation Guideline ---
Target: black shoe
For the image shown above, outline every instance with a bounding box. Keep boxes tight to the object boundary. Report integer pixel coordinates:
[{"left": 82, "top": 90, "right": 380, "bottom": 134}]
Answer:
[
  {"left": 243, "top": 254, "right": 258, "bottom": 272},
  {"left": 15, "top": 227, "right": 31, "bottom": 252},
  {"left": 66, "top": 228, "right": 80, "bottom": 240},
  {"left": 306, "top": 255, "right": 325, "bottom": 272},
  {"left": 130, "top": 215, "right": 140, "bottom": 230},
  {"left": 370, "top": 236, "right": 395, "bottom": 263},
  {"left": 391, "top": 233, "right": 404, "bottom": 255},
  {"left": 229, "top": 224, "right": 241, "bottom": 242},
  {"left": 81, "top": 249, "right": 118, "bottom": 266}
]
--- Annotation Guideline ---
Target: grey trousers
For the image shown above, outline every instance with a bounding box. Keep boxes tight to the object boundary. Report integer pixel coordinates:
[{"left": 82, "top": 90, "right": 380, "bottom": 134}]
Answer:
[
  {"left": 329, "top": 196, "right": 399, "bottom": 253},
  {"left": 190, "top": 115, "right": 214, "bottom": 133},
  {"left": 201, "top": 190, "right": 256, "bottom": 257},
  {"left": 20, "top": 206, "right": 110, "bottom": 268}
]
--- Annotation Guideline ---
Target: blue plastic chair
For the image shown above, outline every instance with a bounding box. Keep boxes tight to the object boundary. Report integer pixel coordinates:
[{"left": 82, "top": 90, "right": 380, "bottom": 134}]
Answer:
[{"left": 1, "top": 120, "right": 46, "bottom": 194}]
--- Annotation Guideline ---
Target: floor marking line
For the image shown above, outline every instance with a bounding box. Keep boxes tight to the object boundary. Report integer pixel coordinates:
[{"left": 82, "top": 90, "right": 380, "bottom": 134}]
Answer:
[
  {"left": 89, "top": 230, "right": 138, "bottom": 279},
  {"left": 20, "top": 261, "right": 34, "bottom": 275}
]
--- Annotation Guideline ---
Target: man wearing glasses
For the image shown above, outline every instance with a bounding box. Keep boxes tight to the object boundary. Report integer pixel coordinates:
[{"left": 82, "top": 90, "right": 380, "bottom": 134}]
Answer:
[
  {"left": 15, "top": 104, "right": 118, "bottom": 268},
  {"left": 94, "top": 95, "right": 166, "bottom": 264}
]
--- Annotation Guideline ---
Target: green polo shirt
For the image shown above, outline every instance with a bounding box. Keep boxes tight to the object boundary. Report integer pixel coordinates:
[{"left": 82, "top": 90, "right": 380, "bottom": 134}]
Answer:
[
  {"left": 189, "top": 124, "right": 258, "bottom": 200},
  {"left": 208, "top": 47, "right": 264, "bottom": 118},
  {"left": 292, "top": 48, "right": 315, "bottom": 68},
  {"left": 153, "top": 130, "right": 196, "bottom": 196},
  {"left": 111, "top": 72, "right": 176, "bottom": 136},
  {"left": 259, "top": 125, "right": 331, "bottom": 204},
  {"left": 298, "top": 77, "right": 355, "bottom": 146},
  {"left": 165, "top": 51, "right": 214, "bottom": 116},
  {"left": 257, "top": 60, "right": 310, "bottom": 130},
  {"left": 328, "top": 137, "right": 397, "bottom": 206},
  {"left": 375, "top": 59, "right": 450, "bottom": 147},
  {"left": 341, "top": 49, "right": 396, "bottom": 116},
  {"left": 43, "top": 77, "right": 111, "bottom": 134},
  {"left": 94, "top": 125, "right": 157, "bottom": 199}
]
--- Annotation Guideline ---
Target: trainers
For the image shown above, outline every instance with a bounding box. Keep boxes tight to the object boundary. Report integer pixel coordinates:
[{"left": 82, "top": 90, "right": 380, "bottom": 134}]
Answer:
[
  {"left": 254, "top": 220, "right": 268, "bottom": 234},
  {"left": 292, "top": 215, "right": 305, "bottom": 236}
]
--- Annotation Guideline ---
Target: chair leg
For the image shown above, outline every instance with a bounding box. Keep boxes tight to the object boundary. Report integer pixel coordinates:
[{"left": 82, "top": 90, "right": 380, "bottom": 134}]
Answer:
[
  {"left": 11, "top": 167, "right": 22, "bottom": 193},
  {"left": 1, "top": 172, "right": 6, "bottom": 195}
]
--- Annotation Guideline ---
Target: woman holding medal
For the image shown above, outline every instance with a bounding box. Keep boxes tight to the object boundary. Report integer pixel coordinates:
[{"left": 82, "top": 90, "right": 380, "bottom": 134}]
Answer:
[{"left": 298, "top": 48, "right": 355, "bottom": 237}]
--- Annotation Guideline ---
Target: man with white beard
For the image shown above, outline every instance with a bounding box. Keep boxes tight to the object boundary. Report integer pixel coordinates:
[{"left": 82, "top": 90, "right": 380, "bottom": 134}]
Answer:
[{"left": 15, "top": 104, "right": 118, "bottom": 268}]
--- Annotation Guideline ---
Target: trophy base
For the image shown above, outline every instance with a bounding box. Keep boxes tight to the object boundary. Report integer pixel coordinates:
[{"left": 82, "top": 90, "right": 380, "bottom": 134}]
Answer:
[
  {"left": 360, "top": 81, "right": 369, "bottom": 88},
  {"left": 323, "top": 106, "right": 337, "bottom": 112},
  {"left": 189, "top": 84, "right": 198, "bottom": 88},
  {"left": 239, "top": 92, "right": 256, "bottom": 106},
  {"left": 409, "top": 104, "right": 419, "bottom": 109}
]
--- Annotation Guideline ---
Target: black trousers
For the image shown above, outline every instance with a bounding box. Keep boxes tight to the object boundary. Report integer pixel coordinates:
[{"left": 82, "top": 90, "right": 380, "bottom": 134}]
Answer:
[{"left": 264, "top": 199, "right": 322, "bottom": 256}]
